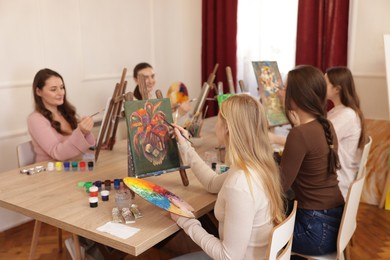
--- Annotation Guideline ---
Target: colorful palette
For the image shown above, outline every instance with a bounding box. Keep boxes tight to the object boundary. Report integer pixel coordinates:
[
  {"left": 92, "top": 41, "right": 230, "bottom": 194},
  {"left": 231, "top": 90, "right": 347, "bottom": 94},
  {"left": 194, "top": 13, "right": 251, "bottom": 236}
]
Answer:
[{"left": 123, "top": 177, "right": 195, "bottom": 218}]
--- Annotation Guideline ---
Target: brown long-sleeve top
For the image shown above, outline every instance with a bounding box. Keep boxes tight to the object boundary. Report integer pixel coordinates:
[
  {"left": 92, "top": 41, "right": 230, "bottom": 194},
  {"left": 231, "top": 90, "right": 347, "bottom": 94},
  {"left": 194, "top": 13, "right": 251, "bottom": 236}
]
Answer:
[{"left": 280, "top": 120, "right": 344, "bottom": 210}]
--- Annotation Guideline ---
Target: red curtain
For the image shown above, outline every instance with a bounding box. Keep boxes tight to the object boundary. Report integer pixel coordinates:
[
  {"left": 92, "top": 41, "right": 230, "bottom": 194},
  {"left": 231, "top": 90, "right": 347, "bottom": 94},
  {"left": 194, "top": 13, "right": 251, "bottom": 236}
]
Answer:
[
  {"left": 202, "top": 0, "right": 238, "bottom": 117},
  {"left": 295, "top": 0, "right": 350, "bottom": 72}
]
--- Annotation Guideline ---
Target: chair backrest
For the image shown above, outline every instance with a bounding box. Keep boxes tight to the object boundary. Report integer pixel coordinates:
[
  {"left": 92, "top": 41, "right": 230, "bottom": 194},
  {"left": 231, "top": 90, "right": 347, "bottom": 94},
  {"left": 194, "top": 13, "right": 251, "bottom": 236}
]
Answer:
[
  {"left": 336, "top": 174, "right": 366, "bottom": 258},
  {"left": 356, "top": 136, "right": 372, "bottom": 179},
  {"left": 16, "top": 140, "right": 36, "bottom": 167},
  {"left": 266, "top": 200, "right": 298, "bottom": 260}
]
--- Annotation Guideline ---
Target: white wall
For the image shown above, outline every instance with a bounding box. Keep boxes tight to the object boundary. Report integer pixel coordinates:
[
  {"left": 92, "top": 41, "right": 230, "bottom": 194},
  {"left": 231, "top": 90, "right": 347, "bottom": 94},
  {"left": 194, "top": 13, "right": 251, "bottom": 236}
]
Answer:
[
  {"left": 348, "top": 0, "right": 390, "bottom": 120},
  {"left": 0, "top": 0, "right": 201, "bottom": 231}
]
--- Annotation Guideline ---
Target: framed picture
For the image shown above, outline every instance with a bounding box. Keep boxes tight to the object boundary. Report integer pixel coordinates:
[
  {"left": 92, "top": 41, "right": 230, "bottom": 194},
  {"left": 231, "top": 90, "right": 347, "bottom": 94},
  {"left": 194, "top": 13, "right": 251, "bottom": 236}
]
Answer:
[
  {"left": 252, "top": 61, "right": 289, "bottom": 126},
  {"left": 124, "top": 98, "right": 182, "bottom": 178}
]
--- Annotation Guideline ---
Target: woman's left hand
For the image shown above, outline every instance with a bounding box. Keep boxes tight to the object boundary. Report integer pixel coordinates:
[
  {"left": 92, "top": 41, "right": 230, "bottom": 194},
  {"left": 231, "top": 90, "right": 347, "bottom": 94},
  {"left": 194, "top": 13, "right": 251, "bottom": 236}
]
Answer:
[{"left": 170, "top": 212, "right": 182, "bottom": 222}]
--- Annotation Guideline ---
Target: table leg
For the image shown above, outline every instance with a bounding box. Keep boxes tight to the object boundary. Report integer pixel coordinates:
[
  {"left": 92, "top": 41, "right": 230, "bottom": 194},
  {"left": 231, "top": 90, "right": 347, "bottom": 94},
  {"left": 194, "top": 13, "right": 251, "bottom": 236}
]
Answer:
[
  {"left": 72, "top": 233, "right": 82, "bottom": 260},
  {"left": 58, "top": 228, "right": 63, "bottom": 252},
  {"left": 28, "top": 220, "right": 42, "bottom": 260}
]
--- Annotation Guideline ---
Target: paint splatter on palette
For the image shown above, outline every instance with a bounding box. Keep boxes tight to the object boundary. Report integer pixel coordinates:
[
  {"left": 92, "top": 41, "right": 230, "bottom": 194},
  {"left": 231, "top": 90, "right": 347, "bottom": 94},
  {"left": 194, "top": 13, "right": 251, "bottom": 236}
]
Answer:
[{"left": 123, "top": 177, "right": 195, "bottom": 218}]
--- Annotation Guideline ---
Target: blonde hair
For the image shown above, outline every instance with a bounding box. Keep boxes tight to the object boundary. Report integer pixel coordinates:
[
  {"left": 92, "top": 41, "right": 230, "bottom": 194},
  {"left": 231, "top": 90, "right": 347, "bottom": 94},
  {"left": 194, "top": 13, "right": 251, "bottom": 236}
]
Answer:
[{"left": 219, "top": 94, "right": 285, "bottom": 224}]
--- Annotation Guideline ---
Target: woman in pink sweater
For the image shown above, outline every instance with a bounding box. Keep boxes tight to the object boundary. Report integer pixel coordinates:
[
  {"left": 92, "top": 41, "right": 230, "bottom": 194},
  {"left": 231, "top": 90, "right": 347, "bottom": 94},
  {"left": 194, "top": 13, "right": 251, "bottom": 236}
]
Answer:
[{"left": 27, "top": 68, "right": 96, "bottom": 162}]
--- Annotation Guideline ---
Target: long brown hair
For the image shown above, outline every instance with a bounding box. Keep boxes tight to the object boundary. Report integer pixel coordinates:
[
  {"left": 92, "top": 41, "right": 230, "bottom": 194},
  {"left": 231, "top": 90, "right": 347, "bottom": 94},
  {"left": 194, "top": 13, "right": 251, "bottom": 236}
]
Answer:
[
  {"left": 285, "top": 65, "right": 341, "bottom": 174},
  {"left": 326, "top": 66, "right": 366, "bottom": 149},
  {"left": 220, "top": 94, "right": 285, "bottom": 224},
  {"left": 32, "top": 68, "right": 77, "bottom": 134}
]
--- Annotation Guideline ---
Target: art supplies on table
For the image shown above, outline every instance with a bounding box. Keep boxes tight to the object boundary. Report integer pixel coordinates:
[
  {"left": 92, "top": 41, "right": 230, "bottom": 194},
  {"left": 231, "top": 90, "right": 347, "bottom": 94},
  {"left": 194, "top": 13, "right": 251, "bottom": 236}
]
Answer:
[
  {"left": 19, "top": 165, "right": 46, "bottom": 175},
  {"left": 123, "top": 177, "right": 195, "bottom": 218}
]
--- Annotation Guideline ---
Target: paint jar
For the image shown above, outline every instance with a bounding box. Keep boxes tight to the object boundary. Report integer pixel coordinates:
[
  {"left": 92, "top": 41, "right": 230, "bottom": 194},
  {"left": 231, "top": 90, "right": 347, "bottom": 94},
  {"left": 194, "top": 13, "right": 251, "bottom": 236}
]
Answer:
[
  {"left": 55, "top": 162, "right": 63, "bottom": 171},
  {"left": 79, "top": 161, "right": 86, "bottom": 171},
  {"left": 63, "top": 161, "right": 70, "bottom": 171},
  {"left": 47, "top": 162, "right": 55, "bottom": 171},
  {"left": 217, "top": 146, "right": 226, "bottom": 163},
  {"left": 87, "top": 161, "right": 94, "bottom": 171},
  {"left": 114, "top": 179, "right": 121, "bottom": 190},
  {"left": 211, "top": 162, "right": 217, "bottom": 171},
  {"left": 104, "top": 180, "right": 111, "bottom": 190},
  {"left": 83, "top": 152, "right": 95, "bottom": 162},
  {"left": 94, "top": 181, "right": 102, "bottom": 191},
  {"left": 101, "top": 190, "right": 110, "bottom": 201},
  {"left": 220, "top": 164, "right": 230, "bottom": 174},
  {"left": 72, "top": 161, "right": 78, "bottom": 171},
  {"left": 204, "top": 151, "right": 218, "bottom": 167},
  {"left": 84, "top": 182, "right": 93, "bottom": 193},
  {"left": 115, "top": 189, "right": 132, "bottom": 211},
  {"left": 89, "top": 185, "right": 99, "bottom": 197},
  {"left": 89, "top": 197, "right": 98, "bottom": 208}
]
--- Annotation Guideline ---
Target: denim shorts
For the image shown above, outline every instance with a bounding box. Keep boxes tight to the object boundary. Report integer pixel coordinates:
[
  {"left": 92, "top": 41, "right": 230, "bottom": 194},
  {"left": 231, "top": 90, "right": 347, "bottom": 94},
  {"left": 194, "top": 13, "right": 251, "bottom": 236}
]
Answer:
[{"left": 292, "top": 205, "right": 344, "bottom": 255}]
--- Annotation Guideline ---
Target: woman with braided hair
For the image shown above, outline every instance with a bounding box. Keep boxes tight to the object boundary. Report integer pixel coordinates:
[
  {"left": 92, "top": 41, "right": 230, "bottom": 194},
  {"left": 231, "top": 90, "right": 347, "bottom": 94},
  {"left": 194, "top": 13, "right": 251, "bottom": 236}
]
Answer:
[{"left": 269, "top": 65, "right": 344, "bottom": 256}]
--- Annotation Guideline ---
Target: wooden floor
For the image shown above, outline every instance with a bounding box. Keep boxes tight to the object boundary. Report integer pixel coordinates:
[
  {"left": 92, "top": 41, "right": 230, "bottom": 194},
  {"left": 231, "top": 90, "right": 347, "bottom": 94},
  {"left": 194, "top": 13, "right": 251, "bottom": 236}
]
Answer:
[{"left": 0, "top": 203, "right": 389, "bottom": 259}]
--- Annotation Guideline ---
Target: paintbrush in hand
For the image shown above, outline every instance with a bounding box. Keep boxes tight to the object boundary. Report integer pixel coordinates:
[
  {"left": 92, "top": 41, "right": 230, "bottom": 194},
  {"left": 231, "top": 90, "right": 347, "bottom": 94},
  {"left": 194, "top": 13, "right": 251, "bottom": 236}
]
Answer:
[
  {"left": 162, "top": 118, "right": 193, "bottom": 145},
  {"left": 89, "top": 108, "right": 105, "bottom": 118}
]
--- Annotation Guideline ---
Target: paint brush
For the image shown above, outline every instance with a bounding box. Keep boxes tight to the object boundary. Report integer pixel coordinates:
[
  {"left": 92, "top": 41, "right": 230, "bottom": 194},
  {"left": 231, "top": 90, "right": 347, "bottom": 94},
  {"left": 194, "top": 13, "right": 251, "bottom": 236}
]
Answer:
[
  {"left": 89, "top": 108, "right": 105, "bottom": 118},
  {"left": 162, "top": 118, "right": 193, "bottom": 145}
]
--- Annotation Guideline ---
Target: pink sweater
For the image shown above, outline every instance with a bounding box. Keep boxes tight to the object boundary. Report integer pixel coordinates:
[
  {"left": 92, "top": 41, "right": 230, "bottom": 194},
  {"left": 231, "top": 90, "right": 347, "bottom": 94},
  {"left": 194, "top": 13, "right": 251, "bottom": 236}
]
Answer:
[{"left": 27, "top": 112, "right": 96, "bottom": 162}]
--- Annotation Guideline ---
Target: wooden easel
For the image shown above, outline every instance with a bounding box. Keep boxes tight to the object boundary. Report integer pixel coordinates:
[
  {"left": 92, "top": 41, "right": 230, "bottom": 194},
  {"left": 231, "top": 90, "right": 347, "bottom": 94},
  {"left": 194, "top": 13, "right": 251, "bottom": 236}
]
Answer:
[
  {"left": 188, "top": 64, "right": 219, "bottom": 134},
  {"left": 95, "top": 68, "right": 128, "bottom": 161},
  {"left": 125, "top": 75, "right": 189, "bottom": 186}
]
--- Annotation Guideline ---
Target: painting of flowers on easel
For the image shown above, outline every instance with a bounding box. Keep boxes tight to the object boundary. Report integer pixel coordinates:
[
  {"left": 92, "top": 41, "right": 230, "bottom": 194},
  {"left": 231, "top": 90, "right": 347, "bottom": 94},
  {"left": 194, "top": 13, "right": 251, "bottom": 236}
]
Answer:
[{"left": 252, "top": 61, "right": 288, "bottom": 126}]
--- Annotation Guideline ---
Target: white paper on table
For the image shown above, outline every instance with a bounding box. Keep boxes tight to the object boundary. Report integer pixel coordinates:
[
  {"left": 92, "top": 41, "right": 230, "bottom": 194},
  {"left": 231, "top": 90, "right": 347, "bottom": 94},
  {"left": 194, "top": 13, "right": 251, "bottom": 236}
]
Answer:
[{"left": 96, "top": 221, "right": 140, "bottom": 239}]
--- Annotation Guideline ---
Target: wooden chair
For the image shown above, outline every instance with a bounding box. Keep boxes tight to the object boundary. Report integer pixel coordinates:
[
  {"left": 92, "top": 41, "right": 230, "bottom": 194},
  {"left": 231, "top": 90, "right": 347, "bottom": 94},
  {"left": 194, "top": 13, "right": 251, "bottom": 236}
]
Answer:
[
  {"left": 16, "top": 141, "right": 83, "bottom": 259},
  {"left": 16, "top": 140, "right": 36, "bottom": 167},
  {"left": 292, "top": 174, "right": 366, "bottom": 260},
  {"left": 356, "top": 136, "right": 372, "bottom": 179},
  {"left": 266, "top": 200, "right": 297, "bottom": 260}
]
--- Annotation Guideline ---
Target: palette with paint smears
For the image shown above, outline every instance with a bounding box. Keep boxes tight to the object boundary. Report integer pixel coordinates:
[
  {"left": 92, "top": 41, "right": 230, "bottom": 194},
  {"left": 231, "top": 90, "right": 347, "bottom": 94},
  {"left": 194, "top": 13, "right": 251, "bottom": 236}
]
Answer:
[{"left": 123, "top": 177, "right": 195, "bottom": 218}]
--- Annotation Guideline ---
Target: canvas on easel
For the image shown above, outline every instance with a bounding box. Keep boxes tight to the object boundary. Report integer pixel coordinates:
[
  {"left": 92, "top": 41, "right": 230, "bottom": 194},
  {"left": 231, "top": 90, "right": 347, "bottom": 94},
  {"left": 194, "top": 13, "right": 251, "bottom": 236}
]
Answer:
[
  {"left": 252, "top": 61, "right": 289, "bottom": 127},
  {"left": 124, "top": 98, "right": 182, "bottom": 177}
]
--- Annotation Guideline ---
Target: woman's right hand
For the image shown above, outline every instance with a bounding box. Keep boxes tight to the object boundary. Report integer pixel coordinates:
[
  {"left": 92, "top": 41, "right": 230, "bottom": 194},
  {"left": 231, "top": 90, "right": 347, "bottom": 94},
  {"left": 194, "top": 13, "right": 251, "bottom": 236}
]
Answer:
[
  {"left": 78, "top": 116, "right": 94, "bottom": 135},
  {"left": 173, "top": 124, "right": 190, "bottom": 145}
]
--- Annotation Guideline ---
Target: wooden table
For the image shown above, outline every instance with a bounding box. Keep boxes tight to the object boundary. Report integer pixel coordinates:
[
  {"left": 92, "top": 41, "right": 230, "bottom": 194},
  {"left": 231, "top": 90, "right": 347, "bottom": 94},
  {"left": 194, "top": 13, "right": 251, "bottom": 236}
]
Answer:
[{"left": 0, "top": 117, "right": 219, "bottom": 257}]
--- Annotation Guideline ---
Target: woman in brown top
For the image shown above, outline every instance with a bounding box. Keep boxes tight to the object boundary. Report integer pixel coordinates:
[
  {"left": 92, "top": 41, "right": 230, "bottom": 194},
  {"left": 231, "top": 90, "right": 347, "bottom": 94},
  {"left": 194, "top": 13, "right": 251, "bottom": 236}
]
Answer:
[{"left": 270, "top": 65, "right": 344, "bottom": 256}]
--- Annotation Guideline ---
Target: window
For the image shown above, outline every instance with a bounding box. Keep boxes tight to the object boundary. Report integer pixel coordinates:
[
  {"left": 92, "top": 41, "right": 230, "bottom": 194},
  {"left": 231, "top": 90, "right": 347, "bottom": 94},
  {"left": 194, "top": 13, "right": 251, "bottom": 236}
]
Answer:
[{"left": 237, "top": 0, "right": 299, "bottom": 96}]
